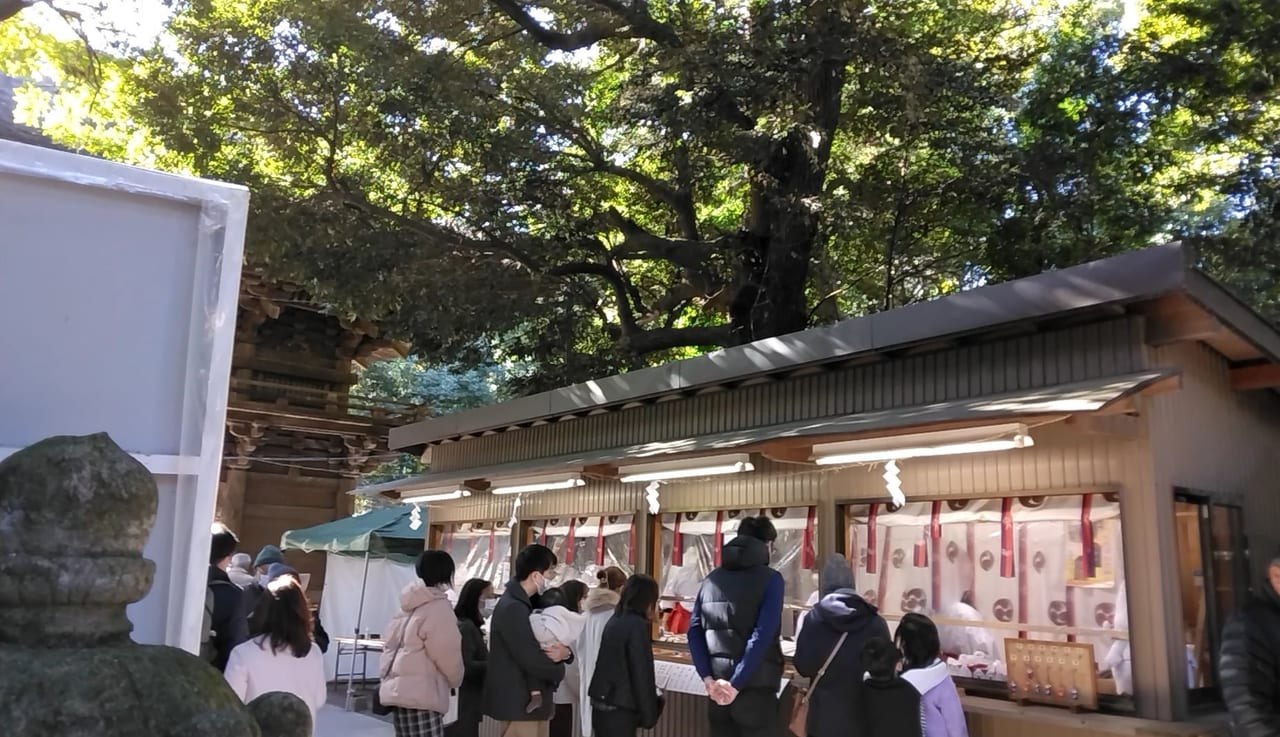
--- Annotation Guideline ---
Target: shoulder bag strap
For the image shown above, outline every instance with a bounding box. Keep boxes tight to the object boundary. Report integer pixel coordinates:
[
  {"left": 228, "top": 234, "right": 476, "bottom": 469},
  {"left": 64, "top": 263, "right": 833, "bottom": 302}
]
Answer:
[{"left": 807, "top": 632, "right": 850, "bottom": 695}]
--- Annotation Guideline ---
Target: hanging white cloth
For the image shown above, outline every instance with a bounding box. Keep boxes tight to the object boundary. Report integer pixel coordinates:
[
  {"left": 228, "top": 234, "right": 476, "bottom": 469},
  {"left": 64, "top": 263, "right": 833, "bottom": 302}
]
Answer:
[{"left": 318, "top": 553, "right": 419, "bottom": 681}]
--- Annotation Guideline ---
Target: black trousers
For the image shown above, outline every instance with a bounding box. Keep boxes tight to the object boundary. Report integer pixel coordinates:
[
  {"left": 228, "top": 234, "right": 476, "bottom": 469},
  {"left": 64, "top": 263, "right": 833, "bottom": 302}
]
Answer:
[
  {"left": 443, "top": 719, "right": 480, "bottom": 737},
  {"left": 549, "top": 703, "right": 575, "bottom": 737},
  {"left": 708, "top": 689, "right": 780, "bottom": 737},
  {"left": 592, "top": 707, "right": 640, "bottom": 737}
]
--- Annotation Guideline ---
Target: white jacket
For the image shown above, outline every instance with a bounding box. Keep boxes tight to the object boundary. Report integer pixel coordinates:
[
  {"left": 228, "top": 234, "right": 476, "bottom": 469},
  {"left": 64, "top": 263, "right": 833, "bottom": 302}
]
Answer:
[
  {"left": 530, "top": 605, "right": 587, "bottom": 648},
  {"left": 224, "top": 636, "right": 327, "bottom": 729},
  {"left": 575, "top": 588, "right": 620, "bottom": 737}
]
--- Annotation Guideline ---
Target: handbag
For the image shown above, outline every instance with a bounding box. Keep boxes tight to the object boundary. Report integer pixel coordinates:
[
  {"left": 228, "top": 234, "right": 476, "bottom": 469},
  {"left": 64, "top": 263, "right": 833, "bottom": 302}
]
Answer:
[
  {"left": 373, "top": 624, "right": 406, "bottom": 717},
  {"left": 443, "top": 689, "right": 459, "bottom": 726},
  {"left": 787, "top": 632, "right": 848, "bottom": 737}
]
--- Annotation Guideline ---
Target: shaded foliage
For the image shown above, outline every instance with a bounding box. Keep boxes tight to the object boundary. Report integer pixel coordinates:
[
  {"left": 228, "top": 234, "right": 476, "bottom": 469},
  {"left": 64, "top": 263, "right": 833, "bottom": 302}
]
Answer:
[{"left": 5, "top": 0, "right": 1280, "bottom": 387}]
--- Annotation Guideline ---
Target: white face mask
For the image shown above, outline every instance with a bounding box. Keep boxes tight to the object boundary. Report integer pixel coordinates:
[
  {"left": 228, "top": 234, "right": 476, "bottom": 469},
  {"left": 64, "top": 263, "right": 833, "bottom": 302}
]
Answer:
[
  {"left": 535, "top": 572, "right": 550, "bottom": 595},
  {"left": 481, "top": 599, "right": 497, "bottom": 618}
]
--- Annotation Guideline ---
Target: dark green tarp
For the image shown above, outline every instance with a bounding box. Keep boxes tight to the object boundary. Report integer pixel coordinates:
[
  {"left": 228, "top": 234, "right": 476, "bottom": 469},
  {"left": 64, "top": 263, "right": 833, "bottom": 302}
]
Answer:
[{"left": 280, "top": 505, "right": 426, "bottom": 560}]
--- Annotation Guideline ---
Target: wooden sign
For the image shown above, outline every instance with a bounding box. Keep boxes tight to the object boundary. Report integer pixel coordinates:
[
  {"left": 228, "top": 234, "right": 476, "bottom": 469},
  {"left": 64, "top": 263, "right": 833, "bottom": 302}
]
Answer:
[{"left": 1003, "top": 639, "right": 1099, "bottom": 712}]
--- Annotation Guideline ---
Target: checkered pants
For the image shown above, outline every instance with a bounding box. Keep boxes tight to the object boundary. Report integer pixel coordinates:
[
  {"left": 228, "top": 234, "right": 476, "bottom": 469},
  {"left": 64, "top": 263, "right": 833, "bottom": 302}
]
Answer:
[{"left": 393, "top": 708, "right": 445, "bottom": 737}]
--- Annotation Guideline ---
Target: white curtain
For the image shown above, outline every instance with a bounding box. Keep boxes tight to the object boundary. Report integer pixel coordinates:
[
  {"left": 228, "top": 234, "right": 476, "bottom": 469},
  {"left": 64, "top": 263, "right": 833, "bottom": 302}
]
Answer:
[{"left": 318, "top": 553, "right": 419, "bottom": 681}]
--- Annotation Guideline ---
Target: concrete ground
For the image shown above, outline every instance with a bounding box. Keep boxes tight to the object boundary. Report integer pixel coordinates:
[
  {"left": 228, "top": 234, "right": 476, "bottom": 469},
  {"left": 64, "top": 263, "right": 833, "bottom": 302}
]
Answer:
[
  {"left": 316, "top": 682, "right": 392, "bottom": 737},
  {"left": 315, "top": 704, "right": 393, "bottom": 737}
]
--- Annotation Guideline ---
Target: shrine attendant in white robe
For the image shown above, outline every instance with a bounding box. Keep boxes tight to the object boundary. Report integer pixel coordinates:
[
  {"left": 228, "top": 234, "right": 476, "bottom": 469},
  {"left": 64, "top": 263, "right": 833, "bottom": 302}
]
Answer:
[{"left": 937, "top": 592, "right": 997, "bottom": 659}]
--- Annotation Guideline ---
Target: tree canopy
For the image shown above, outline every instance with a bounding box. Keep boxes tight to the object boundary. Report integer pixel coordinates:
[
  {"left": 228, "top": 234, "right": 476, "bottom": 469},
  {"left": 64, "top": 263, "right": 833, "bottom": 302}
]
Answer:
[{"left": 5, "top": 0, "right": 1279, "bottom": 390}]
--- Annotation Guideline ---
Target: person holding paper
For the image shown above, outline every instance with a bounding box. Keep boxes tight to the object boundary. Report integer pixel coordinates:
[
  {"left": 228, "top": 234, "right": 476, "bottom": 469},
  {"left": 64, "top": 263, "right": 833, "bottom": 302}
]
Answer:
[{"left": 687, "top": 516, "right": 785, "bottom": 737}]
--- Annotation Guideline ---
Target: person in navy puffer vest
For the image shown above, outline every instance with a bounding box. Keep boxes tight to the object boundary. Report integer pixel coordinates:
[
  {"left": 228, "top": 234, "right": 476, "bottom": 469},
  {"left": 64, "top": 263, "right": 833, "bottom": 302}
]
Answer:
[{"left": 688, "top": 516, "right": 785, "bottom": 737}]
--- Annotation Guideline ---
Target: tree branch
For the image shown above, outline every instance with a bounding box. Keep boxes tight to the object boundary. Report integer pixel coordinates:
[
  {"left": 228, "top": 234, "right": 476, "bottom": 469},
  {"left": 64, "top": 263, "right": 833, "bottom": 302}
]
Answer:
[
  {"left": 0, "top": 0, "right": 33, "bottom": 24},
  {"left": 602, "top": 209, "right": 729, "bottom": 271},
  {"left": 550, "top": 261, "right": 733, "bottom": 352},
  {"left": 550, "top": 261, "right": 640, "bottom": 329},
  {"left": 324, "top": 189, "right": 543, "bottom": 270},
  {"left": 488, "top": 0, "right": 680, "bottom": 51}
]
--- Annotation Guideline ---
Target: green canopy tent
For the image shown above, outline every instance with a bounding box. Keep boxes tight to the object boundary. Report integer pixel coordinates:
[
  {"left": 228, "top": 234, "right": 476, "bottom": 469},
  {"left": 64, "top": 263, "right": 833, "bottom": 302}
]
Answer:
[
  {"left": 281, "top": 505, "right": 427, "bottom": 708},
  {"left": 281, "top": 504, "right": 426, "bottom": 561}
]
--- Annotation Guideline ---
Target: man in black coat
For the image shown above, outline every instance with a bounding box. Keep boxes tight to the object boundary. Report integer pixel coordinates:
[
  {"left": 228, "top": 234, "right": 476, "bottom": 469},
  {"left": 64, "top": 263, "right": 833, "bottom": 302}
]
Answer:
[
  {"left": 688, "top": 516, "right": 785, "bottom": 737},
  {"left": 203, "top": 524, "right": 248, "bottom": 672},
  {"left": 484, "top": 544, "right": 574, "bottom": 737},
  {"left": 1220, "top": 551, "right": 1280, "bottom": 737}
]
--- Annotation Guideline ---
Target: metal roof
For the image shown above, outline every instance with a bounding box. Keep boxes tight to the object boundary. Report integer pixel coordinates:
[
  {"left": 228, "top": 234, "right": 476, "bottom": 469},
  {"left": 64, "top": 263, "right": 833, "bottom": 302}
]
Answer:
[
  {"left": 392, "top": 244, "right": 1277, "bottom": 450},
  {"left": 363, "top": 369, "right": 1172, "bottom": 498}
]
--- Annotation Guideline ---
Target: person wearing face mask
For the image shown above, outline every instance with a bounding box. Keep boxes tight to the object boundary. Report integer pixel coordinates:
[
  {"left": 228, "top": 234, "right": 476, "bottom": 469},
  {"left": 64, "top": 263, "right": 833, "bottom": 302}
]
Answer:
[
  {"left": 484, "top": 544, "right": 574, "bottom": 737},
  {"left": 241, "top": 545, "right": 286, "bottom": 633},
  {"left": 448, "top": 578, "right": 495, "bottom": 737},
  {"left": 380, "top": 549, "right": 465, "bottom": 737}
]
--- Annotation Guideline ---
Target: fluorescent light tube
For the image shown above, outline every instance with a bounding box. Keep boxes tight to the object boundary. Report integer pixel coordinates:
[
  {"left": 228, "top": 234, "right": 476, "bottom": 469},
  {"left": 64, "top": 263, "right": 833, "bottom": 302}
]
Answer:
[
  {"left": 619, "top": 453, "right": 756, "bottom": 483},
  {"left": 490, "top": 475, "right": 586, "bottom": 495},
  {"left": 401, "top": 489, "right": 472, "bottom": 504},
  {"left": 812, "top": 423, "right": 1034, "bottom": 465}
]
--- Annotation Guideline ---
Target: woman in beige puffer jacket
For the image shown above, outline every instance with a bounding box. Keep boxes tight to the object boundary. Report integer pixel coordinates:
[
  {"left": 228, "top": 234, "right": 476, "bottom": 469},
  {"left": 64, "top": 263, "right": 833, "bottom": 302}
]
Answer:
[{"left": 380, "top": 550, "right": 466, "bottom": 737}]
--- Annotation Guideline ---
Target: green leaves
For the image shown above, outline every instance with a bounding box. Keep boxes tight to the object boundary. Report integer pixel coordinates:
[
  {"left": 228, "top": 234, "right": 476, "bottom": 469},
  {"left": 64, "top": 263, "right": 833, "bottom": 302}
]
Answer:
[{"left": 7, "top": 0, "right": 1280, "bottom": 390}]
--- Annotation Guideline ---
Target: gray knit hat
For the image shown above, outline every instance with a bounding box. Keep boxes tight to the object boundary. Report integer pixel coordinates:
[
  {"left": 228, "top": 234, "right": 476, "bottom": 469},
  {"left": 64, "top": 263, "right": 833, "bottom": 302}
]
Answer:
[{"left": 819, "top": 554, "right": 856, "bottom": 595}]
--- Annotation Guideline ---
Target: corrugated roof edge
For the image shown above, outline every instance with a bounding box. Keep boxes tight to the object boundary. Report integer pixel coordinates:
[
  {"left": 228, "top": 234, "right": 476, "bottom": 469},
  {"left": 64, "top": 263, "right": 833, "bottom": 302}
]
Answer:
[
  {"left": 364, "top": 369, "right": 1175, "bottom": 498},
  {"left": 389, "top": 243, "right": 1229, "bottom": 450}
]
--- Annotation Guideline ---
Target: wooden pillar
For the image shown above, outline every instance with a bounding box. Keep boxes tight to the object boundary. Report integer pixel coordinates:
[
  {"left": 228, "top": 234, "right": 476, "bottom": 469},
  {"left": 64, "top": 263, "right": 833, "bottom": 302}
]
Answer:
[
  {"left": 217, "top": 468, "right": 248, "bottom": 535},
  {"left": 1119, "top": 432, "right": 1184, "bottom": 722},
  {"left": 335, "top": 477, "right": 357, "bottom": 519}
]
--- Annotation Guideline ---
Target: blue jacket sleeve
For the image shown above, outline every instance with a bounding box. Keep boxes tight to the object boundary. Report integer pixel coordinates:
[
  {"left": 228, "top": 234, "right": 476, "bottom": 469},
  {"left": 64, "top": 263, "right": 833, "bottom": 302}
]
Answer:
[
  {"left": 730, "top": 573, "right": 784, "bottom": 689},
  {"left": 687, "top": 589, "right": 712, "bottom": 680}
]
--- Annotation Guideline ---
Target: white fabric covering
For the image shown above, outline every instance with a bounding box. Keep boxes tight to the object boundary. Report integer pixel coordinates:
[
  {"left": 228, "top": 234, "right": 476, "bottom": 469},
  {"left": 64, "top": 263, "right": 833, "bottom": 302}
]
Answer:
[{"left": 318, "top": 553, "right": 419, "bottom": 681}]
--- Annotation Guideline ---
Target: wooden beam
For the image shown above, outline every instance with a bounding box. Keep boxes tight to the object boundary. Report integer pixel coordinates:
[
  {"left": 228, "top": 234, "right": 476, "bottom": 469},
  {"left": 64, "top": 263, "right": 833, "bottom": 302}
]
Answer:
[
  {"left": 1231, "top": 363, "right": 1280, "bottom": 390},
  {"left": 1146, "top": 312, "right": 1225, "bottom": 346},
  {"left": 1064, "top": 414, "right": 1142, "bottom": 439},
  {"left": 757, "top": 443, "right": 815, "bottom": 464}
]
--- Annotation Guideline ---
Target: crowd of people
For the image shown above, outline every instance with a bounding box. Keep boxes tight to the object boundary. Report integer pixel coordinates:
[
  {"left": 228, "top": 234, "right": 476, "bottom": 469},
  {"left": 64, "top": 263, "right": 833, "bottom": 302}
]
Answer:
[
  {"left": 205, "top": 524, "right": 331, "bottom": 730},
  {"left": 371, "top": 513, "right": 969, "bottom": 737},
  {"left": 202, "top": 512, "right": 988, "bottom": 737}
]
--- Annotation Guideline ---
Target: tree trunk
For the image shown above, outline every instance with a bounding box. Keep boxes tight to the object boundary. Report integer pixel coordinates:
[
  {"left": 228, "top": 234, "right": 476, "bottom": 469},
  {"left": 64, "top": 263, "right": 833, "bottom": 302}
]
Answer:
[{"left": 729, "top": 55, "right": 846, "bottom": 345}]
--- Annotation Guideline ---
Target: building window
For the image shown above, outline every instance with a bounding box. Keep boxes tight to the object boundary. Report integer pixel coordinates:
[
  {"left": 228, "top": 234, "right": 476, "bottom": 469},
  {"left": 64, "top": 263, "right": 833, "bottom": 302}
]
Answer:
[
  {"left": 437, "top": 521, "right": 512, "bottom": 591},
  {"left": 841, "top": 494, "right": 1132, "bottom": 707},
  {"left": 529, "top": 515, "right": 637, "bottom": 587},
  {"left": 654, "top": 507, "right": 819, "bottom": 650}
]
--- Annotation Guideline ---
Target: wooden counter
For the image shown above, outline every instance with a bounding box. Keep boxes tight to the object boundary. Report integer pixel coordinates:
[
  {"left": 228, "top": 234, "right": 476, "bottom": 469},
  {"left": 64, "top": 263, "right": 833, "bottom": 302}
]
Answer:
[{"left": 477, "top": 649, "right": 1227, "bottom": 737}]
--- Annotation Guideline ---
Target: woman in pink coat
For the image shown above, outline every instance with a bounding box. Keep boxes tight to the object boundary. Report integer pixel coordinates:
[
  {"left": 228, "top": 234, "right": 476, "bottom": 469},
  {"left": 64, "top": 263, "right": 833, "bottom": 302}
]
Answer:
[{"left": 380, "top": 550, "right": 467, "bottom": 737}]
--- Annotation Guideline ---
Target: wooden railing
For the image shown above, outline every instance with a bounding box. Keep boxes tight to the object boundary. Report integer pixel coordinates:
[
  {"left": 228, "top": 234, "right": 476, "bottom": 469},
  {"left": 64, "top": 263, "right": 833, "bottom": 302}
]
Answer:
[{"left": 229, "top": 377, "right": 430, "bottom": 423}]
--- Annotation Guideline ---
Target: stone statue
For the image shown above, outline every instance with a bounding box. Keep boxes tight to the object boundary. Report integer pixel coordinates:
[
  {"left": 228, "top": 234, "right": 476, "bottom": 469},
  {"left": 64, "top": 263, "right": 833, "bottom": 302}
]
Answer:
[{"left": 0, "top": 433, "right": 311, "bottom": 737}]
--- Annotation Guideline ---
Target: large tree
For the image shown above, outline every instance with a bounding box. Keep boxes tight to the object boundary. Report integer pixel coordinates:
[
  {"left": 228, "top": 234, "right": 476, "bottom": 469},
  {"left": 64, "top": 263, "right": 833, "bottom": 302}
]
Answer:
[
  {"left": 7, "top": 0, "right": 1279, "bottom": 389},
  {"left": 125, "top": 0, "right": 1072, "bottom": 385}
]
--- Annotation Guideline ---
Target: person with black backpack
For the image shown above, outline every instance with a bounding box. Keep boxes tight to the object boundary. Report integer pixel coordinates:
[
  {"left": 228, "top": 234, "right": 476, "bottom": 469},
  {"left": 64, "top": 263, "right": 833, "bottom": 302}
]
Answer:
[{"left": 203, "top": 523, "right": 249, "bottom": 672}]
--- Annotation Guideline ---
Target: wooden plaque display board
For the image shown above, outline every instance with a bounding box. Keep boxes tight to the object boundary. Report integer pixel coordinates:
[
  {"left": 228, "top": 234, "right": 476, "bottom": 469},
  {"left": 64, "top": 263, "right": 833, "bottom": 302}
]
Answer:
[{"left": 1003, "top": 639, "right": 1099, "bottom": 712}]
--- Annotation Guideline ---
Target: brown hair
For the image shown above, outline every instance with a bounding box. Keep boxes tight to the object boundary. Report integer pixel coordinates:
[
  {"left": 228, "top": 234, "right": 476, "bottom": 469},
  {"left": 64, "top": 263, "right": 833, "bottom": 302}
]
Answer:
[
  {"left": 261, "top": 576, "right": 314, "bottom": 658},
  {"left": 597, "top": 566, "right": 627, "bottom": 591}
]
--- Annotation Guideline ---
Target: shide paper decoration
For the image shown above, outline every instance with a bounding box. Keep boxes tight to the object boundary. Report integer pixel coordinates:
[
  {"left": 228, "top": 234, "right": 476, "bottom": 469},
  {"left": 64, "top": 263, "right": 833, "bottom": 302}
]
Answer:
[
  {"left": 645, "top": 480, "right": 661, "bottom": 514},
  {"left": 883, "top": 459, "right": 905, "bottom": 507}
]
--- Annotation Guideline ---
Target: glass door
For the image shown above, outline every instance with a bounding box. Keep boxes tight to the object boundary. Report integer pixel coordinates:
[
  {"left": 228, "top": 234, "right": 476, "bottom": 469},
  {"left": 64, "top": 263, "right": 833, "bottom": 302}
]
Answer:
[{"left": 1173, "top": 491, "right": 1249, "bottom": 705}]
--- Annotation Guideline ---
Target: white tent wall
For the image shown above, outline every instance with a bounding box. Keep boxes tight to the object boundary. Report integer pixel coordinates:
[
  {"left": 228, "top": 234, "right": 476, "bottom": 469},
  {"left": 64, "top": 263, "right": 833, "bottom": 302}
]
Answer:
[
  {"left": 319, "top": 553, "right": 418, "bottom": 681},
  {"left": 0, "top": 141, "right": 248, "bottom": 652}
]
